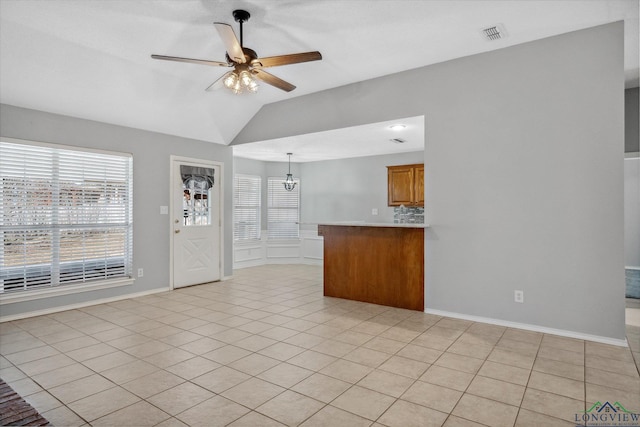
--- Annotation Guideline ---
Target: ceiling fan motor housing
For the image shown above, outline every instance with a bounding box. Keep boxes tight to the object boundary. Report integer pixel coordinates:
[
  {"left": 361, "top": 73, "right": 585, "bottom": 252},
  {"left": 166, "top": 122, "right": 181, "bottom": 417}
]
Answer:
[
  {"left": 225, "top": 47, "right": 258, "bottom": 65},
  {"left": 232, "top": 10, "right": 250, "bottom": 23}
]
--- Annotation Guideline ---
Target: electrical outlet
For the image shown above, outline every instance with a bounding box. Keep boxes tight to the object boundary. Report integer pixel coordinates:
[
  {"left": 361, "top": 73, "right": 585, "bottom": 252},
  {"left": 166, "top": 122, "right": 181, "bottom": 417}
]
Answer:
[
  {"left": 514, "top": 290, "right": 524, "bottom": 303},
  {"left": 372, "top": 208, "right": 378, "bottom": 215},
  {"left": 138, "top": 268, "right": 144, "bottom": 278},
  {"left": 160, "top": 206, "right": 168, "bottom": 215}
]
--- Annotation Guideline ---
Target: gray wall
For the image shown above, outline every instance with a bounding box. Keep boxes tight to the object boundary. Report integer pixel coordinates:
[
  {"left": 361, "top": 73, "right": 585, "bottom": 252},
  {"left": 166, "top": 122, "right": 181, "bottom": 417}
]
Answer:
[
  {"left": 626, "top": 88, "right": 639, "bottom": 153},
  {"left": 233, "top": 23, "right": 626, "bottom": 340},
  {"left": 234, "top": 151, "right": 424, "bottom": 228},
  {"left": 300, "top": 152, "right": 424, "bottom": 224},
  {"left": 1, "top": 104, "right": 234, "bottom": 317}
]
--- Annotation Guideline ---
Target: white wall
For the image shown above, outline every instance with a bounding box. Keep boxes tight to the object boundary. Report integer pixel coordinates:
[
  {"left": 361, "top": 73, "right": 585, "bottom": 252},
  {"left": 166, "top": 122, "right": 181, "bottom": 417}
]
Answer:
[
  {"left": 232, "top": 23, "right": 626, "bottom": 341},
  {"left": 232, "top": 231, "right": 323, "bottom": 270},
  {"left": 1, "top": 104, "right": 234, "bottom": 318},
  {"left": 625, "top": 157, "right": 640, "bottom": 269}
]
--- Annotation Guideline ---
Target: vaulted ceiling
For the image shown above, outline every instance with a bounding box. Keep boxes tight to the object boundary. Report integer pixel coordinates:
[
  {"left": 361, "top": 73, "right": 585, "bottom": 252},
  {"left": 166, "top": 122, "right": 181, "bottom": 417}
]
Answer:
[{"left": 1, "top": 0, "right": 638, "bottom": 151}]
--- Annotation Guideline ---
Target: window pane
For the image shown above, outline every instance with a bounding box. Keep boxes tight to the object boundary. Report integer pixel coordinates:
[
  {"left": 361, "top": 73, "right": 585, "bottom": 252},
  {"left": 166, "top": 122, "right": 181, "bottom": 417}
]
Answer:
[
  {"left": 233, "top": 174, "right": 261, "bottom": 241},
  {"left": 0, "top": 139, "right": 133, "bottom": 294},
  {"left": 181, "top": 166, "right": 214, "bottom": 227},
  {"left": 267, "top": 177, "right": 299, "bottom": 239}
]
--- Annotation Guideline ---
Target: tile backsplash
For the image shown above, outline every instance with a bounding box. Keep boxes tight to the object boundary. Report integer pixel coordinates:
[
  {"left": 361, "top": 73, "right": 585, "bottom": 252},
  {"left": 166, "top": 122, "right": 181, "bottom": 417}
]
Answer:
[{"left": 393, "top": 206, "right": 424, "bottom": 224}]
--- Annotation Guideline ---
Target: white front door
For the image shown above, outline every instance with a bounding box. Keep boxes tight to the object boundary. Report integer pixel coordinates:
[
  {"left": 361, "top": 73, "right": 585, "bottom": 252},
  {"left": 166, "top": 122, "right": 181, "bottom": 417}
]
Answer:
[{"left": 172, "top": 159, "right": 221, "bottom": 288}]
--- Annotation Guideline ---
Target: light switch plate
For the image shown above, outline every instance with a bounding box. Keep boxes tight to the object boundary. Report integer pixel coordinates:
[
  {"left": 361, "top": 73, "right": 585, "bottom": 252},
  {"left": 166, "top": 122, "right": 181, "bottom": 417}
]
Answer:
[{"left": 160, "top": 206, "right": 168, "bottom": 215}]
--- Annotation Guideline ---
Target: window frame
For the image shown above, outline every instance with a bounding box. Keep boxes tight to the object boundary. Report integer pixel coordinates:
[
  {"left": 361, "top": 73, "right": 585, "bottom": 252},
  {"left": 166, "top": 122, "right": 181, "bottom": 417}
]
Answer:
[
  {"left": 0, "top": 137, "right": 134, "bottom": 305},
  {"left": 267, "top": 176, "right": 300, "bottom": 240},
  {"left": 233, "top": 174, "right": 262, "bottom": 242}
]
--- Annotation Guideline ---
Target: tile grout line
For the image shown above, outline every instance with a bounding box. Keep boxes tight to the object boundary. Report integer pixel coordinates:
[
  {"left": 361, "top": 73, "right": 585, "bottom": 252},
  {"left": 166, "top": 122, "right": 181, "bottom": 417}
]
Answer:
[{"left": 3, "top": 266, "right": 639, "bottom": 427}]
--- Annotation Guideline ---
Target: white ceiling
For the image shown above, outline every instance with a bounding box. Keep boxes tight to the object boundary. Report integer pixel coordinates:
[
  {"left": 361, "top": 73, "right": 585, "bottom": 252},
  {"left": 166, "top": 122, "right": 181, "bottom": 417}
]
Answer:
[
  {"left": 233, "top": 116, "right": 425, "bottom": 163},
  {"left": 1, "top": 0, "right": 638, "bottom": 162}
]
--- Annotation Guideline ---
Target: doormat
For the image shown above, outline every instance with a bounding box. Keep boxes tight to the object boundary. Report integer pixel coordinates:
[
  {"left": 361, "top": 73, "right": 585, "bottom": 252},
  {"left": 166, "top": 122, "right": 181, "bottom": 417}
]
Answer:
[{"left": 0, "top": 379, "right": 50, "bottom": 426}]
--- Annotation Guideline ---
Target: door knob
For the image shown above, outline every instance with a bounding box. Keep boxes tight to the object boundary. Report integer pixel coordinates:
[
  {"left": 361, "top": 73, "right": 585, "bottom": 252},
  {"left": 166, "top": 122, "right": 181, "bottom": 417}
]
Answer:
[{"left": 174, "top": 229, "right": 180, "bottom": 234}]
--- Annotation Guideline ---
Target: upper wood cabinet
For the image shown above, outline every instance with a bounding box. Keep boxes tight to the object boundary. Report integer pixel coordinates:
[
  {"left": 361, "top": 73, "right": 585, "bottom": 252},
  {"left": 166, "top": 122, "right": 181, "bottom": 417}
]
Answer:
[
  {"left": 413, "top": 165, "right": 424, "bottom": 206},
  {"left": 387, "top": 164, "right": 424, "bottom": 207}
]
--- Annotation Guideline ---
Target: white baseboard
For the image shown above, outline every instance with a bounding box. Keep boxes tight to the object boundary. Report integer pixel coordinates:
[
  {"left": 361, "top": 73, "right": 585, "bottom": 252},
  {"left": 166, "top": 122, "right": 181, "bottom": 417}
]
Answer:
[
  {"left": 0, "top": 287, "right": 171, "bottom": 323},
  {"left": 233, "top": 258, "right": 322, "bottom": 270},
  {"left": 424, "top": 308, "right": 629, "bottom": 347},
  {"left": 626, "top": 266, "right": 640, "bottom": 271},
  {"left": 233, "top": 231, "right": 323, "bottom": 270},
  {"left": 233, "top": 258, "right": 266, "bottom": 270},
  {"left": 0, "top": 277, "right": 134, "bottom": 305},
  {"left": 267, "top": 257, "right": 306, "bottom": 264}
]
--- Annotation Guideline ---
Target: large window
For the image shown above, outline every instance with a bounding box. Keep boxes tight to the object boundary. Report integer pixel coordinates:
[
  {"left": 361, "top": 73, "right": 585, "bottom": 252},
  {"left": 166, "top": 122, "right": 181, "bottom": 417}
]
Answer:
[
  {"left": 267, "top": 177, "right": 300, "bottom": 239},
  {"left": 233, "top": 174, "right": 261, "bottom": 241},
  {"left": 0, "top": 139, "right": 133, "bottom": 294}
]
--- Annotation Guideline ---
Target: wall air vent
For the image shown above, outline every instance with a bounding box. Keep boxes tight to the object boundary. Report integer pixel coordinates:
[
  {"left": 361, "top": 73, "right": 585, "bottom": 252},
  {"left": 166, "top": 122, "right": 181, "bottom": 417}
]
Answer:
[
  {"left": 482, "top": 24, "right": 506, "bottom": 41},
  {"left": 390, "top": 138, "right": 406, "bottom": 144}
]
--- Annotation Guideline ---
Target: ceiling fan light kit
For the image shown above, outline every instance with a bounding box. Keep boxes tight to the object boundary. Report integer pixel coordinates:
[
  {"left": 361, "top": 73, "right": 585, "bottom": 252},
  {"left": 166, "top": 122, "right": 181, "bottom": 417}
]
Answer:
[
  {"left": 223, "top": 66, "right": 258, "bottom": 94},
  {"left": 151, "top": 9, "right": 322, "bottom": 95}
]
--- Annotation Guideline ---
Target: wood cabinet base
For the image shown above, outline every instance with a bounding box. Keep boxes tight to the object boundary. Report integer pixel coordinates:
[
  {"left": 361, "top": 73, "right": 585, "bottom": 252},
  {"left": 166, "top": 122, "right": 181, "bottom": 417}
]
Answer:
[{"left": 318, "top": 225, "right": 424, "bottom": 311}]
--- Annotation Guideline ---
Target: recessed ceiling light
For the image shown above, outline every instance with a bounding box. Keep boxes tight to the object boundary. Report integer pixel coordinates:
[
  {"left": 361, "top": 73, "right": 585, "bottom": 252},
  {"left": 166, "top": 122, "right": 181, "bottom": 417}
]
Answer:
[{"left": 389, "top": 124, "right": 406, "bottom": 131}]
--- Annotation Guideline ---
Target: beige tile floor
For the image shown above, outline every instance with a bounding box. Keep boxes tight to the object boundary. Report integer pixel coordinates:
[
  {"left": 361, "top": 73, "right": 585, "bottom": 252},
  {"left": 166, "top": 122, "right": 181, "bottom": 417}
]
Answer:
[
  {"left": 627, "top": 298, "right": 640, "bottom": 328},
  {"left": 1, "top": 264, "right": 639, "bottom": 427}
]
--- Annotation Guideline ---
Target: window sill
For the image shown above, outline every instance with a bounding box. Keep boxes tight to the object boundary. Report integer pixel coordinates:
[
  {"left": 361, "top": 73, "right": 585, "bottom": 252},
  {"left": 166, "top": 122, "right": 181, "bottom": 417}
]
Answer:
[
  {"left": 234, "top": 239, "right": 263, "bottom": 245},
  {"left": 0, "top": 277, "right": 135, "bottom": 305}
]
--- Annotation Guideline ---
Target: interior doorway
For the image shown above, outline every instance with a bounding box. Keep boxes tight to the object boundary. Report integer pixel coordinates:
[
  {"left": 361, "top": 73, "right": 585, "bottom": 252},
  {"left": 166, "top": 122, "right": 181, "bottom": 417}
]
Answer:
[
  {"left": 170, "top": 156, "right": 222, "bottom": 289},
  {"left": 625, "top": 155, "right": 640, "bottom": 328}
]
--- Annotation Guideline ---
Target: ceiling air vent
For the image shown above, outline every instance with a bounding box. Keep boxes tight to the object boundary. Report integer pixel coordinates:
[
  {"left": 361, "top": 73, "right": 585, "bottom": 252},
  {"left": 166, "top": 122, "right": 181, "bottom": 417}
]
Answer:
[
  {"left": 390, "top": 138, "right": 406, "bottom": 144},
  {"left": 482, "top": 24, "right": 506, "bottom": 41}
]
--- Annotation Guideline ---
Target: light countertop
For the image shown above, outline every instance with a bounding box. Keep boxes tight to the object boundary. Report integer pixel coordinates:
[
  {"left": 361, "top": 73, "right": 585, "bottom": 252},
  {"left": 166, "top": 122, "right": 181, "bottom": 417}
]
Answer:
[{"left": 304, "top": 222, "right": 429, "bottom": 228}]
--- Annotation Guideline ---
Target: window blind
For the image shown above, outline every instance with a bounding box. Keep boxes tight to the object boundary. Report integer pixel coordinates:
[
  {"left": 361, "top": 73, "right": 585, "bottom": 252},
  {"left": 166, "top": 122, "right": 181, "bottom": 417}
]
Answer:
[
  {"left": 0, "top": 139, "right": 133, "bottom": 293},
  {"left": 267, "top": 177, "right": 299, "bottom": 239},
  {"left": 233, "top": 174, "right": 261, "bottom": 241}
]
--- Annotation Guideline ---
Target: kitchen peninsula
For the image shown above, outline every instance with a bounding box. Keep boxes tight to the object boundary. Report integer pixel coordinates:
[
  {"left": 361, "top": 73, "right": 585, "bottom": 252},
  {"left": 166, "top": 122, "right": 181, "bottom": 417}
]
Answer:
[{"left": 317, "top": 222, "right": 426, "bottom": 311}]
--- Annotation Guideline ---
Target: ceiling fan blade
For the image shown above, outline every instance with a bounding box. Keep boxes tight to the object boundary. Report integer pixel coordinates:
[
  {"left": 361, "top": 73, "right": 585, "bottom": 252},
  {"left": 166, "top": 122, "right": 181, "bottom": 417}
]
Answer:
[
  {"left": 214, "top": 22, "right": 245, "bottom": 64},
  {"left": 151, "top": 54, "right": 230, "bottom": 67},
  {"left": 205, "top": 72, "right": 231, "bottom": 92},
  {"left": 251, "top": 51, "right": 322, "bottom": 68},
  {"left": 253, "top": 69, "right": 296, "bottom": 92}
]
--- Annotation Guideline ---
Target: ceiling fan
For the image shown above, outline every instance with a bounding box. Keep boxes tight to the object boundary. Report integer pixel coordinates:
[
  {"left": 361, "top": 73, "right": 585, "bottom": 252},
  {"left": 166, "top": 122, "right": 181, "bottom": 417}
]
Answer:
[{"left": 151, "top": 9, "right": 322, "bottom": 94}]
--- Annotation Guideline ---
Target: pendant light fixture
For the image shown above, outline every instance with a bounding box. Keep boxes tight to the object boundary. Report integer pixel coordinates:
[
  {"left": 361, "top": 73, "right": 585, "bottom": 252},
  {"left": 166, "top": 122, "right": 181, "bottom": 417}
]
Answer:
[{"left": 283, "top": 153, "right": 296, "bottom": 191}]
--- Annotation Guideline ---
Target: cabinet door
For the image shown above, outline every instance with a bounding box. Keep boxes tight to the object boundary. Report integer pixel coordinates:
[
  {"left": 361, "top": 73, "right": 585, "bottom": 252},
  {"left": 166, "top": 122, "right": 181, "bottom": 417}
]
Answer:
[
  {"left": 387, "top": 166, "right": 414, "bottom": 206},
  {"left": 413, "top": 165, "right": 424, "bottom": 206}
]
